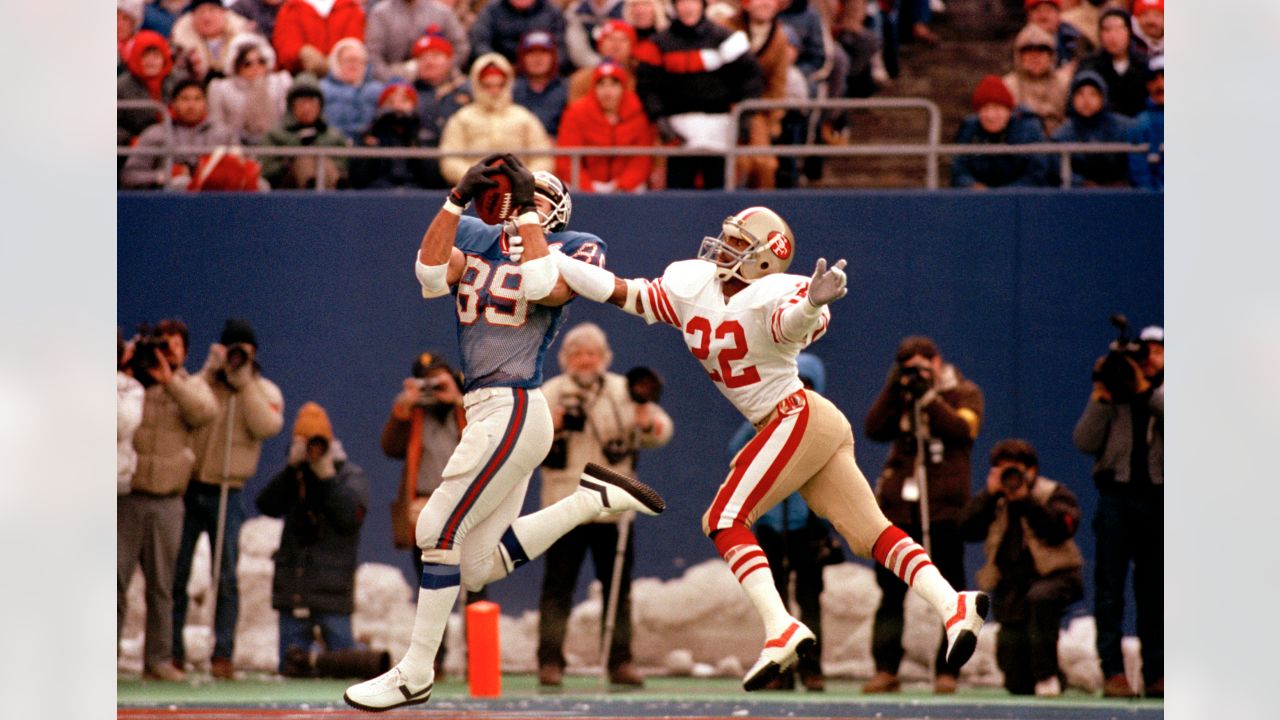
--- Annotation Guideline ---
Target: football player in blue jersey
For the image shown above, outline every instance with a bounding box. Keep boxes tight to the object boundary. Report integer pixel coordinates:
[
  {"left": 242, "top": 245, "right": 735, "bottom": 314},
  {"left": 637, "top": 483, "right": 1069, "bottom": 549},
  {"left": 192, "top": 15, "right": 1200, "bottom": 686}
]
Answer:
[{"left": 345, "top": 155, "right": 667, "bottom": 712}]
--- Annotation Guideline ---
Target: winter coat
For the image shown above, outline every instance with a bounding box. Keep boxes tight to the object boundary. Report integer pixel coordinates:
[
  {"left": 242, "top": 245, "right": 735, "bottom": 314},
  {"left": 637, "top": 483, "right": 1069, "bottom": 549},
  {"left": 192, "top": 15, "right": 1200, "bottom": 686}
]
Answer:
[
  {"left": 257, "top": 442, "right": 368, "bottom": 614},
  {"left": 170, "top": 8, "right": 251, "bottom": 79},
  {"left": 207, "top": 34, "right": 294, "bottom": 145},
  {"left": 563, "top": 0, "right": 625, "bottom": 69},
  {"left": 864, "top": 363, "right": 984, "bottom": 526},
  {"left": 365, "top": 0, "right": 470, "bottom": 81},
  {"left": 1073, "top": 385, "right": 1164, "bottom": 487},
  {"left": 261, "top": 108, "right": 352, "bottom": 186},
  {"left": 413, "top": 74, "right": 471, "bottom": 147},
  {"left": 191, "top": 368, "right": 285, "bottom": 489},
  {"left": 950, "top": 109, "right": 1050, "bottom": 188},
  {"left": 230, "top": 0, "right": 282, "bottom": 39},
  {"left": 130, "top": 369, "right": 219, "bottom": 497},
  {"left": 1127, "top": 100, "right": 1163, "bottom": 191},
  {"left": 350, "top": 108, "right": 434, "bottom": 189},
  {"left": 273, "top": 0, "right": 366, "bottom": 74},
  {"left": 513, "top": 75, "right": 569, "bottom": 136},
  {"left": 960, "top": 477, "right": 1084, "bottom": 594},
  {"left": 120, "top": 116, "right": 241, "bottom": 189},
  {"left": 555, "top": 85, "right": 654, "bottom": 191},
  {"left": 636, "top": 18, "right": 763, "bottom": 119},
  {"left": 539, "top": 372, "right": 672, "bottom": 523},
  {"left": 142, "top": 2, "right": 184, "bottom": 39},
  {"left": 777, "top": 0, "right": 826, "bottom": 78},
  {"left": 117, "top": 31, "right": 180, "bottom": 146},
  {"left": 438, "top": 53, "right": 553, "bottom": 184},
  {"left": 468, "top": 0, "right": 568, "bottom": 69},
  {"left": 1049, "top": 71, "right": 1134, "bottom": 187},
  {"left": 118, "top": 372, "right": 145, "bottom": 495},
  {"left": 1053, "top": 21, "right": 1088, "bottom": 67},
  {"left": 1003, "top": 24, "right": 1071, "bottom": 135},
  {"left": 1078, "top": 50, "right": 1151, "bottom": 118},
  {"left": 321, "top": 70, "right": 387, "bottom": 140}
]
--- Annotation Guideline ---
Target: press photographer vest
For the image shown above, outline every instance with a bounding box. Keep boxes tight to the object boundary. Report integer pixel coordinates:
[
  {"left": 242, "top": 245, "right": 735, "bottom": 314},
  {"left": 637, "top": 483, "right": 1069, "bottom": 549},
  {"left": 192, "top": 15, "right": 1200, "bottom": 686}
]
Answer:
[{"left": 975, "top": 477, "right": 1084, "bottom": 592}]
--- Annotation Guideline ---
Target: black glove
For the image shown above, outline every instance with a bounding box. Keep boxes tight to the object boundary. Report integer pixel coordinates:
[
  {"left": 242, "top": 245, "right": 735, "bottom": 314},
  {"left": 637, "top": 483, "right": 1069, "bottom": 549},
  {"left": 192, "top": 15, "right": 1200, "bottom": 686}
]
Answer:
[
  {"left": 495, "top": 154, "right": 536, "bottom": 211},
  {"left": 656, "top": 117, "right": 685, "bottom": 145},
  {"left": 450, "top": 153, "right": 504, "bottom": 205}
]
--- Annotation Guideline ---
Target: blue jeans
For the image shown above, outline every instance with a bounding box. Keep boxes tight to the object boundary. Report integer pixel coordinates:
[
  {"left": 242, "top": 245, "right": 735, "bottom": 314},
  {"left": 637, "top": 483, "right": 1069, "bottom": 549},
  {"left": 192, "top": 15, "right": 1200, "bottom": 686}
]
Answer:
[
  {"left": 172, "top": 482, "right": 245, "bottom": 663},
  {"left": 1093, "top": 486, "right": 1163, "bottom": 684},
  {"left": 278, "top": 611, "right": 356, "bottom": 672}
]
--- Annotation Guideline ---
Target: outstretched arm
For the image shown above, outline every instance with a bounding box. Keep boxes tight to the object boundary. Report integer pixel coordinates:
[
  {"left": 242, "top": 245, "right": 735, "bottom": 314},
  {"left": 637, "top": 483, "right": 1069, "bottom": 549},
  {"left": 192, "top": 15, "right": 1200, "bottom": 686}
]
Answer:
[{"left": 552, "top": 250, "right": 650, "bottom": 316}]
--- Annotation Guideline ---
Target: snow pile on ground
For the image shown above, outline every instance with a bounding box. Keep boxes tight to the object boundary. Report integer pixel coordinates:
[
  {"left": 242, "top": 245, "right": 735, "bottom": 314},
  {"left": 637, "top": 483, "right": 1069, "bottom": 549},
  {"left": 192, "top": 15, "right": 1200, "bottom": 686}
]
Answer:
[{"left": 121, "top": 518, "right": 1135, "bottom": 690}]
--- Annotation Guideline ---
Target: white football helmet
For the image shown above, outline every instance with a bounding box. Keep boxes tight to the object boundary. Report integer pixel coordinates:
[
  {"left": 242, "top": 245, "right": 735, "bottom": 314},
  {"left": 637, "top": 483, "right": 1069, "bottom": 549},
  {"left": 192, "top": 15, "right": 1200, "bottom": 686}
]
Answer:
[
  {"left": 698, "top": 206, "right": 796, "bottom": 282},
  {"left": 533, "top": 171, "right": 572, "bottom": 233}
]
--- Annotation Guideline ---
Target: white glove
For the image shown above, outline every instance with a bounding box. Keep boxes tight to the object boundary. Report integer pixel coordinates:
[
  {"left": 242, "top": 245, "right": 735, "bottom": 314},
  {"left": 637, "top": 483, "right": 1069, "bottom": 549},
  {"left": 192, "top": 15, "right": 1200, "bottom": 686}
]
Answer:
[
  {"left": 806, "top": 258, "right": 848, "bottom": 308},
  {"left": 503, "top": 221, "right": 525, "bottom": 262}
]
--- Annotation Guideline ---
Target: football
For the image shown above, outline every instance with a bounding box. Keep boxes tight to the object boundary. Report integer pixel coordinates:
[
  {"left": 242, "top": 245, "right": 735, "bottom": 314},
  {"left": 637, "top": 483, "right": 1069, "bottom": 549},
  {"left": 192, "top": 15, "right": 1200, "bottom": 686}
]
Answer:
[{"left": 474, "top": 161, "right": 515, "bottom": 225}]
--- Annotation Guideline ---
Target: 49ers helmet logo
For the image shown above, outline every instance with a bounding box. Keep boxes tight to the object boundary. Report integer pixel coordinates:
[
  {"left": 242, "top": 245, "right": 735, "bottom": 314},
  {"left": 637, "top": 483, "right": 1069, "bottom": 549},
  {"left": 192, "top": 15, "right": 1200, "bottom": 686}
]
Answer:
[{"left": 766, "top": 231, "right": 792, "bottom": 260}]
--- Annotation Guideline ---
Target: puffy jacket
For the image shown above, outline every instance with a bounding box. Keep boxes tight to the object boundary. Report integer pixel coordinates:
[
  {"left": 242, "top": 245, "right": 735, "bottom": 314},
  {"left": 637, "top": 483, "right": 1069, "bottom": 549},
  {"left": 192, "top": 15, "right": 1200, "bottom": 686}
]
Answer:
[
  {"left": 192, "top": 368, "right": 285, "bottom": 489},
  {"left": 555, "top": 86, "right": 654, "bottom": 192},
  {"left": 1049, "top": 70, "right": 1134, "bottom": 187},
  {"left": 130, "top": 369, "right": 219, "bottom": 496},
  {"left": 321, "top": 67, "right": 386, "bottom": 140},
  {"left": 438, "top": 53, "right": 553, "bottom": 184},
  {"left": 169, "top": 8, "right": 251, "bottom": 78},
  {"left": 951, "top": 108, "right": 1050, "bottom": 188},
  {"left": 207, "top": 33, "right": 293, "bottom": 145},
  {"left": 635, "top": 17, "right": 762, "bottom": 119},
  {"left": 272, "top": 0, "right": 365, "bottom": 74},
  {"left": 257, "top": 442, "right": 368, "bottom": 614},
  {"left": 261, "top": 103, "right": 352, "bottom": 186},
  {"left": 1127, "top": 100, "right": 1163, "bottom": 191},
  {"left": 1002, "top": 24, "right": 1071, "bottom": 134}
]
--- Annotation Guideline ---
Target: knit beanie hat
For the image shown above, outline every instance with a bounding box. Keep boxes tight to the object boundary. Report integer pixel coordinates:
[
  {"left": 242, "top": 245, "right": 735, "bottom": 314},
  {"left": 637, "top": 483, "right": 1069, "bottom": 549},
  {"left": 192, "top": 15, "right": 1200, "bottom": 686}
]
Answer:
[
  {"left": 1023, "top": 0, "right": 1060, "bottom": 9},
  {"left": 591, "top": 61, "right": 628, "bottom": 86},
  {"left": 1132, "top": 0, "right": 1163, "bottom": 15},
  {"left": 219, "top": 318, "right": 258, "bottom": 347},
  {"left": 287, "top": 73, "right": 324, "bottom": 106},
  {"left": 593, "top": 19, "right": 637, "bottom": 46},
  {"left": 377, "top": 81, "right": 419, "bottom": 107},
  {"left": 971, "top": 75, "right": 1015, "bottom": 111},
  {"left": 292, "top": 401, "right": 334, "bottom": 440}
]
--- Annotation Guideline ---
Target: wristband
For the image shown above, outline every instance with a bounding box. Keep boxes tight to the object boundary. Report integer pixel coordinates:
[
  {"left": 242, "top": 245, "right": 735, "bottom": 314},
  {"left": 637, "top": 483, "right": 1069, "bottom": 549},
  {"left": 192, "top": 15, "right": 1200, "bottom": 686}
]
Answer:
[
  {"left": 442, "top": 196, "right": 466, "bottom": 216},
  {"left": 515, "top": 210, "right": 540, "bottom": 227}
]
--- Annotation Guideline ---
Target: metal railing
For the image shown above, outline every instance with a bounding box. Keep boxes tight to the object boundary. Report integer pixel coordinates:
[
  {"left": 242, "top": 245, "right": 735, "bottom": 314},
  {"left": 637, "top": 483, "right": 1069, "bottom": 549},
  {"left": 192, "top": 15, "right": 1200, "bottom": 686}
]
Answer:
[{"left": 117, "top": 96, "right": 1157, "bottom": 192}]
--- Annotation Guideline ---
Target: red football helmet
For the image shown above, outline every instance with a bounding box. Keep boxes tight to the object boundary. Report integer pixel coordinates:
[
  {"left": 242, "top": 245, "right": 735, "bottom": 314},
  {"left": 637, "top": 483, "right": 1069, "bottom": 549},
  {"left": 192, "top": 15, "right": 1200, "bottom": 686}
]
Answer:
[{"left": 698, "top": 206, "right": 796, "bottom": 282}]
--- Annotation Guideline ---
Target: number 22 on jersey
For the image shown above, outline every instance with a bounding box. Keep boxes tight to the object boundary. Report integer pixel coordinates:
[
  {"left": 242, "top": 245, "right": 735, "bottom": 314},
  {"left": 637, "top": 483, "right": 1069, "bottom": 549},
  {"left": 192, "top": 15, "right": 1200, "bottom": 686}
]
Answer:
[
  {"left": 685, "top": 317, "right": 761, "bottom": 388},
  {"left": 456, "top": 256, "right": 527, "bottom": 326}
]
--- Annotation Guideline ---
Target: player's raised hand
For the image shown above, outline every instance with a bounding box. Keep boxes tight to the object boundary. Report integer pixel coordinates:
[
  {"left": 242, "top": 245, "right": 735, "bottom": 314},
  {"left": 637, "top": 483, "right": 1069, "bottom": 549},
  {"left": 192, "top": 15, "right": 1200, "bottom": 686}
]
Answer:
[
  {"left": 806, "top": 258, "right": 848, "bottom": 307},
  {"left": 495, "top": 154, "right": 535, "bottom": 210},
  {"left": 452, "top": 159, "right": 499, "bottom": 205}
]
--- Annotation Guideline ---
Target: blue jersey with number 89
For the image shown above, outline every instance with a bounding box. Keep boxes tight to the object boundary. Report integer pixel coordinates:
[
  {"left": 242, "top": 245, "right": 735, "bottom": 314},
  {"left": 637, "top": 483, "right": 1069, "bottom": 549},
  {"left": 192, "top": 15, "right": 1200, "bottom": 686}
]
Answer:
[{"left": 451, "top": 216, "right": 606, "bottom": 392}]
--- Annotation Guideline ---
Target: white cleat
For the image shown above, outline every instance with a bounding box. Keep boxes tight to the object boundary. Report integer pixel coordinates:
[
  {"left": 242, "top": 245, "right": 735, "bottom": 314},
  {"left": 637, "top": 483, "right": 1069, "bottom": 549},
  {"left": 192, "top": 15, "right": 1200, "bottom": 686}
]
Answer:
[
  {"left": 343, "top": 666, "right": 432, "bottom": 712},
  {"left": 742, "top": 621, "right": 817, "bottom": 692},
  {"left": 579, "top": 462, "right": 666, "bottom": 516},
  {"left": 943, "top": 591, "right": 990, "bottom": 672}
]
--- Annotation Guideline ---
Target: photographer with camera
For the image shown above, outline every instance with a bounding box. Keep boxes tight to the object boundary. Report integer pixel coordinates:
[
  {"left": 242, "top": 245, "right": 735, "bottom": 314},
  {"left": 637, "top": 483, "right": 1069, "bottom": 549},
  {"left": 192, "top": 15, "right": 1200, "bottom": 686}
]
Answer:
[
  {"left": 536, "top": 322, "right": 673, "bottom": 687},
  {"left": 256, "top": 402, "right": 386, "bottom": 679},
  {"left": 1073, "top": 321, "right": 1163, "bottom": 698},
  {"left": 958, "top": 439, "right": 1083, "bottom": 697},
  {"left": 173, "top": 318, "right": 285, "bottom": 679},
  {"left": 118, "top": 319, "right": 219, "bottom": 681},
  {"left": 862, "top": 336, "right": 984, "bottom": 694}
]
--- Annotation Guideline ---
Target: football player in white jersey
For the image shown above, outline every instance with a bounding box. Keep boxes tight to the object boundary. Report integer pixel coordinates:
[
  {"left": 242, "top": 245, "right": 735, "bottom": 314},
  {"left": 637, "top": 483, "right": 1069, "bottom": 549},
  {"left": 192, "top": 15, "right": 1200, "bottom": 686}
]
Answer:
[{"left": 552, "top": 206, "right": 989, "bottom": 691}]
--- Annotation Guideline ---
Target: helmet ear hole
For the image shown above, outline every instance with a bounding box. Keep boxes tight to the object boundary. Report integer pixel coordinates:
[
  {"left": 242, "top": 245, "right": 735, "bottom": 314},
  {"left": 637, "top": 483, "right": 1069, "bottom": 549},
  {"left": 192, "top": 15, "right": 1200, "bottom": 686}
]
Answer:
[{"left": 760, "top": 261, "right": 770, "bottom": 270}]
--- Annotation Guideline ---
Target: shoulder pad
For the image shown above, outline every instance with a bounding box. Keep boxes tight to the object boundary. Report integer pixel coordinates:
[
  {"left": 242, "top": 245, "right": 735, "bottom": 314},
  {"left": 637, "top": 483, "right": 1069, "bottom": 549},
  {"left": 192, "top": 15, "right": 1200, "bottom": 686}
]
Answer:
[{"left": 661, "top": 259, "right": 717, "bottom": 298}]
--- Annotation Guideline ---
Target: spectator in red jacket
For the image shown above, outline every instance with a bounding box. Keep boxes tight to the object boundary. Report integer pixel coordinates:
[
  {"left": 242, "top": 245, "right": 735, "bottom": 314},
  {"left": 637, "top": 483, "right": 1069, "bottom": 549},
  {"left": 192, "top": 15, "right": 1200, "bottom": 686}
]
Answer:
[
  {"left": 555, "top": 62, "right": 654, "bottom": 192},
  {"left": 273, "top": 0, "right": 366, "bottom": 76}
]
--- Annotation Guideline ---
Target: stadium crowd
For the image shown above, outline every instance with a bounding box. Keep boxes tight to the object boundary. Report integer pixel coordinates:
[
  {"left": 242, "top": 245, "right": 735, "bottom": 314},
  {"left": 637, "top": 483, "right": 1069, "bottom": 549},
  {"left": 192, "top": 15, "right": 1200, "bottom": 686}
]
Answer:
[{"left": 117, "top": 0, "right": 1164, "bottom": 192}]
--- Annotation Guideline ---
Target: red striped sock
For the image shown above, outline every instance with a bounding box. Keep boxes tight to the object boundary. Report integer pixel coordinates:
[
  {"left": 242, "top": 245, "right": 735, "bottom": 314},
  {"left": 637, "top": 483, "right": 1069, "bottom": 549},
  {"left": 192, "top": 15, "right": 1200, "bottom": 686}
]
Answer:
[
  {"left": 872, "top": 525, "right": 955, "bottom": 615},
  {"left": 713, "top": 526, "right": 790, "bottom": 636}
]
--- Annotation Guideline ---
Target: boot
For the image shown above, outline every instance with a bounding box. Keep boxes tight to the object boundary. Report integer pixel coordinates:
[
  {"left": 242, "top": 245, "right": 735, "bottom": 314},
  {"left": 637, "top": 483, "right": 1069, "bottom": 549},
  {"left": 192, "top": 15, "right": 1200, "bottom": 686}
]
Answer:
[
  {"left": 314, "top": 649, "right": 392, "bottom": 679},
  {"left": 281, "top": 646, "right": 315, "bottom": 678}
]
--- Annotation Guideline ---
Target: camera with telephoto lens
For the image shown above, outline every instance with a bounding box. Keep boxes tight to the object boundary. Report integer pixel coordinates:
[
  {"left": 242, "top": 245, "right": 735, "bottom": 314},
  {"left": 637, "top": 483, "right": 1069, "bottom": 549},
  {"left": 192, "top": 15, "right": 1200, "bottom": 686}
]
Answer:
[
  {"left": 897, "top": 363, "right": 933, "bottom": 400},
  {"left": 306, "top": 435, "right": 330, "bottom": 456},
  {"left": 226, "top": 344, "right": 250, "bottom": 371},
  {"left": 602, "top": 438, "right": 632, "bottom": 465},
  {"left": 129, "top": 323, "right": 169, "bottom": 375},
  {"left": 1092, "top": 314, "right": 1149, "bottom": 402},
  {"left": 999, "top": 466, "right": 1027, "bottom": 495},
  {"left": 625, "top": 366, "right": 665, "bottom": 404}
]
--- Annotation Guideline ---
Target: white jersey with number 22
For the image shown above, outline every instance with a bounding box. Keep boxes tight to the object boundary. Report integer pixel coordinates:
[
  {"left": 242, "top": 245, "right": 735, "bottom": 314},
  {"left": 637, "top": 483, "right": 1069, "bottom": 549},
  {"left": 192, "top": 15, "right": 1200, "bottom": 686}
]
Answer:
[{"left": 635, "top": 259, "right": 831, "bottom": 425}]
